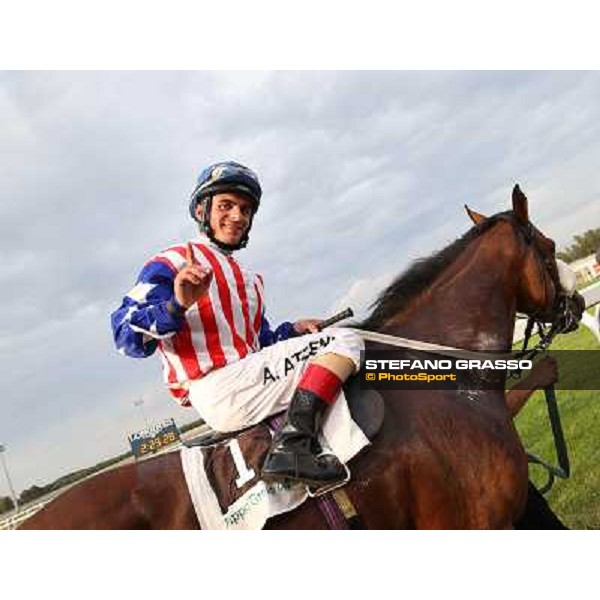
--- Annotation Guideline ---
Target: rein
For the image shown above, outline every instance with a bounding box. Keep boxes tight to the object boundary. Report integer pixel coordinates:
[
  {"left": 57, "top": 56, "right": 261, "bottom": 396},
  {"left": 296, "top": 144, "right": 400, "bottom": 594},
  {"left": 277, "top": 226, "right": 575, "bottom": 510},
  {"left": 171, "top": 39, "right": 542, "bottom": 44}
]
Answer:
[
  {"left": 527, "top": 385, "right": 570, "bottom": 494},
  {"left": 350, "top": 328, "right": 515, "bottom": 360},
  {"left": 351, "top": 300, "right": 577, "bottom": 365}
]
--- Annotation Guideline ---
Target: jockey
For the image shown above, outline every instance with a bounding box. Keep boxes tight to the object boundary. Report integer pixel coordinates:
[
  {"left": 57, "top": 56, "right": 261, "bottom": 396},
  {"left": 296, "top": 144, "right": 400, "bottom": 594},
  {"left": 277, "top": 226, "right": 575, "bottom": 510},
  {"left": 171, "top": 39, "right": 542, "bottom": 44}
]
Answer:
[{"left": 111, "top": 161, "right": 367, "bottom": 489}]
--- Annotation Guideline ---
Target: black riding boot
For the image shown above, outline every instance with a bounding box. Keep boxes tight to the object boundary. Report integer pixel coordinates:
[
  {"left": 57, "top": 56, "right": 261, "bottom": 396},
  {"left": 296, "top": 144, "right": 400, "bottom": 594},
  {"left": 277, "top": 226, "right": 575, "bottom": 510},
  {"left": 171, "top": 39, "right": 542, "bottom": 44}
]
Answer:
[{"left": 261, "top": 389, "right": 347, "bottom": 487}]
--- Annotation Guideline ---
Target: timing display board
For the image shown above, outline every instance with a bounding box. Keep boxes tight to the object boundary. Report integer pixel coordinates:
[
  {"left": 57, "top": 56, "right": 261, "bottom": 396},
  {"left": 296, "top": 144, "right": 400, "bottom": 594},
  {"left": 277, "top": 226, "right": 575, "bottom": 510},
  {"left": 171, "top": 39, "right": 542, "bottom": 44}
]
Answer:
[{"left": 128, "top": 418, "right": 180, "bottom": 459}]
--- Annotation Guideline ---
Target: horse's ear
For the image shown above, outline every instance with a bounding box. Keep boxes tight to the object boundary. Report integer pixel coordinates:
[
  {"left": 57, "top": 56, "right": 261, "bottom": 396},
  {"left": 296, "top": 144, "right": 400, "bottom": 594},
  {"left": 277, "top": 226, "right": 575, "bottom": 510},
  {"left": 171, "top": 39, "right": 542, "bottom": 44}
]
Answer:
[
  {"left": 512, "top": 184, "right": 529, "bottom": 224},
  {"left": 464, "top": 204, "right": 487, "bottom": 225}
]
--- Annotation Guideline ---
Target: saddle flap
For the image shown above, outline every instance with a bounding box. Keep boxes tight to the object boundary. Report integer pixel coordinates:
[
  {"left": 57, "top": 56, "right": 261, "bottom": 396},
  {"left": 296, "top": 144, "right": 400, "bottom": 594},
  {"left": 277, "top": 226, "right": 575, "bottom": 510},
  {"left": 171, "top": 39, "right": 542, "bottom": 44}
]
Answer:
[{"left": 343, "top": 375, "right": 385, "bottom": 440}]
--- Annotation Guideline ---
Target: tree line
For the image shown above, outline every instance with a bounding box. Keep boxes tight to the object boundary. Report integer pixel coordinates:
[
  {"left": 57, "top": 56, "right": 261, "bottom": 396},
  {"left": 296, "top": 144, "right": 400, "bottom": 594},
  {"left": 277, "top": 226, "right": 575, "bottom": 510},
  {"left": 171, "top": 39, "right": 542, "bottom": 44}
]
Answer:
[
  {"left": 16, "top": 450, "right": 134, "bottom": 506},
  {"left": 557, "top": 227, "right": 600, "bottom": 263},
  {"left": 0, "top": 496, "right": 15, "bottom": 515}
]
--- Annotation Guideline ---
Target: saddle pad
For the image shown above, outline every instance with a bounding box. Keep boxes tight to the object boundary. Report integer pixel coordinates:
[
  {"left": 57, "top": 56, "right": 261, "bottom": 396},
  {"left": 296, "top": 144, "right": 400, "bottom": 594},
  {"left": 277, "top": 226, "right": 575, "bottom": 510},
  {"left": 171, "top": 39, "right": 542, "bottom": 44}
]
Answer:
[{"left": 181, "top": 426, "right": 308, "bottom": 530}]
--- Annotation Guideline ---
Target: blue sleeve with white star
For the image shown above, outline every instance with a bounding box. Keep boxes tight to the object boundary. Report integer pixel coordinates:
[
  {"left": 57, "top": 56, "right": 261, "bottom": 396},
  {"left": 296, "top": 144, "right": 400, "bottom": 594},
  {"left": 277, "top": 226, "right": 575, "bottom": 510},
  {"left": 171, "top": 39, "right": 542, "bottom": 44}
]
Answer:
[
  {"left": 111, "top": 261, "right": 184, "bottom": 358},
  {"left": 259, "top": 314, "right": 298, "bottom": 348}
]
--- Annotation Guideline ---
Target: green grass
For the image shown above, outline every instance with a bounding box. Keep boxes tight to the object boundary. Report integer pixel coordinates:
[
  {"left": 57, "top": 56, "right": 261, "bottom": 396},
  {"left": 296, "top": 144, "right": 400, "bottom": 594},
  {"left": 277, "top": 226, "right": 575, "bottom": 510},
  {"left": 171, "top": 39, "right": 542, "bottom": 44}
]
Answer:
[
  {"left": 576, "top": 276, "right": 600, "bottom": 291},
  {"left": 514, "top": 324, "right": 600, "bottom": 529}
]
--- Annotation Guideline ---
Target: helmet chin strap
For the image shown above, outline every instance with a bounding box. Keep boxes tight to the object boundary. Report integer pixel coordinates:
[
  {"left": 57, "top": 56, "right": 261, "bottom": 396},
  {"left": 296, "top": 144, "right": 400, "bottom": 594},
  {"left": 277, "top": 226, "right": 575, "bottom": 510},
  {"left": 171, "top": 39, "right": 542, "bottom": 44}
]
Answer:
[{"left": 195, "top": 195, "right": 253, "bottom": 252}]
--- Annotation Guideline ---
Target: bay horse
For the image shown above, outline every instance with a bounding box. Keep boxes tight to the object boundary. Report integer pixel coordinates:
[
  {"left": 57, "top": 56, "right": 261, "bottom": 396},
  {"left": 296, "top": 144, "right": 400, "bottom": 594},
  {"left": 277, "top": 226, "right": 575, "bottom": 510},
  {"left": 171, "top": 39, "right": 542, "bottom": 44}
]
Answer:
[{"left": 21, "top": 185, "right": 579, "bottom": 529}]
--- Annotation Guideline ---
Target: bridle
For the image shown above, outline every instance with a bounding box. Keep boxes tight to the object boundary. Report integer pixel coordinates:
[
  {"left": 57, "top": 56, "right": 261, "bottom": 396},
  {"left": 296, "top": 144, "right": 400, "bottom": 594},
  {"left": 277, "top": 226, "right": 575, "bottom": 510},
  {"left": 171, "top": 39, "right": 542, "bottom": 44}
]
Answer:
[
  {"left": 459, "top": 214, "right": 578, "bottom": 492},
  {"left": 503, "top": 214, "right": 580, "bottom": 361}
]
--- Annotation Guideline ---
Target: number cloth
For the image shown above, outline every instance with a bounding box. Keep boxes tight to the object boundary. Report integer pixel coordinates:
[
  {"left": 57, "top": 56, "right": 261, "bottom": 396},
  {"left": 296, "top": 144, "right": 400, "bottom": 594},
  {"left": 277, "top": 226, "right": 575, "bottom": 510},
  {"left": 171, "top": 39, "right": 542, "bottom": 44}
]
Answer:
[
  {"left": 181, "top": 413, "right": 367, "bottom": 530},
  {"left": 181, "top": 427, "right": 309, "bottom": 529}
]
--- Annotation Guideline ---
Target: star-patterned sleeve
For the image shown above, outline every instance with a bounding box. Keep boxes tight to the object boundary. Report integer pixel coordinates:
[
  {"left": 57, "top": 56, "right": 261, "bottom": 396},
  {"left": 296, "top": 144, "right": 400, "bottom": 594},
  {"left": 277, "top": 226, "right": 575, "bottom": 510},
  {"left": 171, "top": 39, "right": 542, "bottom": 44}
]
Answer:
[
  {"left": 111, "top": 260, "right": 184, "bottom": 358},
  {"left": 258, "top": 313, "right": 298, "bottom": 348}
]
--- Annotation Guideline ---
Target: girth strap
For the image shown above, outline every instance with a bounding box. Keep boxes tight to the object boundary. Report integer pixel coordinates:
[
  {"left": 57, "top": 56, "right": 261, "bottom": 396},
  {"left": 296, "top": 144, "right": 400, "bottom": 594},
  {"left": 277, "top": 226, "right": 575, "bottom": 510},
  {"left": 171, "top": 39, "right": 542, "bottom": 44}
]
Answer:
[{"left": 315, "top": 487, "right": 364, "bottom": 529}]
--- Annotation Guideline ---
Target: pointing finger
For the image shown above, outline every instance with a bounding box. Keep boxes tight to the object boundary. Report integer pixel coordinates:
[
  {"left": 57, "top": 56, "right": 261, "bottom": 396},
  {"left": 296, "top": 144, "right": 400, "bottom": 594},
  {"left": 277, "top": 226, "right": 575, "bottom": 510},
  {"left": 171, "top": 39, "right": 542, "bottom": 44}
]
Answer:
[{"left": 186, "top": 242, "right": 197, "bottom": 266}]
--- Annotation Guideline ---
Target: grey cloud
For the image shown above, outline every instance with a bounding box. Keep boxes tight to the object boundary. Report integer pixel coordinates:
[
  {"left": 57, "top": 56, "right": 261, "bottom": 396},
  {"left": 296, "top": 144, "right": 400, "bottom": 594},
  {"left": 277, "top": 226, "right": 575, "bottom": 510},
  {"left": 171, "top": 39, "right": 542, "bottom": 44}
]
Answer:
[{"left": 1, "top": 71, "right": 599, "bottom": 493}]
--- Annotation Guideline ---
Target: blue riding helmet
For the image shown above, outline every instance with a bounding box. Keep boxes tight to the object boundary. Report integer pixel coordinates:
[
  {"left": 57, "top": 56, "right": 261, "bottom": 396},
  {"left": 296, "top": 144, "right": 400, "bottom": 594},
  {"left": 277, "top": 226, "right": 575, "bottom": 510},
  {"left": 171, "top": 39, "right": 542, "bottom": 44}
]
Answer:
[{"left": 188, "top": 161, "right": 262, "bottom": 251}]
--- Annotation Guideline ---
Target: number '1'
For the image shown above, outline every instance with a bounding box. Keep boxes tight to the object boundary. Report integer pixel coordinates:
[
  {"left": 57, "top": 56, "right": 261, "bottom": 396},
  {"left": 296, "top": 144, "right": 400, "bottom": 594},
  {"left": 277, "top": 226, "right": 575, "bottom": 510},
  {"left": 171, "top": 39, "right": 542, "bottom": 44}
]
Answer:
[{"left": 227, "top": 439, "right": 256, "bottom": 488}]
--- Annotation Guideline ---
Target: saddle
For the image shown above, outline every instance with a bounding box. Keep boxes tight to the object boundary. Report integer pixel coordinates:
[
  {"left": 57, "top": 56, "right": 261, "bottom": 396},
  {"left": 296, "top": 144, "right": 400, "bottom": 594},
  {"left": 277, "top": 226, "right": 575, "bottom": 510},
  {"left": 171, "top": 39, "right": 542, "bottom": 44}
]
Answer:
[{"left": 180, "top": 377, "right": 384, "bottom": 529}]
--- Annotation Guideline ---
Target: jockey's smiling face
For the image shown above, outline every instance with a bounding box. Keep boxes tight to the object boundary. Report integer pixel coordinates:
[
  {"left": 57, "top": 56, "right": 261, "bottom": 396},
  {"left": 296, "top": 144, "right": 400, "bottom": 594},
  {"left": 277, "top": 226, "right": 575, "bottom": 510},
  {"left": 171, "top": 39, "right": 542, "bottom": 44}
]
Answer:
[{"left": 196, "top": 192, "right": 254, "bottom": 246}]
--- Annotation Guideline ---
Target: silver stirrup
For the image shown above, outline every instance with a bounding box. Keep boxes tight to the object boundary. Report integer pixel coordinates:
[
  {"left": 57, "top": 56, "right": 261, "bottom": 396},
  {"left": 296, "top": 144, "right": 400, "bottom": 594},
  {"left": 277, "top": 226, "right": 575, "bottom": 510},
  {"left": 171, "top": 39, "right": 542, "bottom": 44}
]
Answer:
[{"left": 307, "top": 459, "right": 351, "bottom": 498}]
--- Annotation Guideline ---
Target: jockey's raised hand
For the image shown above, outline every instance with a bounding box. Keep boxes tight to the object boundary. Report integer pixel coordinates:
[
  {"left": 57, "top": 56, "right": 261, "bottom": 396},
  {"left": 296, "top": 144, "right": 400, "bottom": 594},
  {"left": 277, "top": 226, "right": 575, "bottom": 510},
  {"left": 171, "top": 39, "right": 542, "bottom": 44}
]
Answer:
[
  {"left": 174, "top": 242, "right": 213, "bottom": 308},
  {"left": 293, "top": 319, "right": 323, "bottom": 334}
]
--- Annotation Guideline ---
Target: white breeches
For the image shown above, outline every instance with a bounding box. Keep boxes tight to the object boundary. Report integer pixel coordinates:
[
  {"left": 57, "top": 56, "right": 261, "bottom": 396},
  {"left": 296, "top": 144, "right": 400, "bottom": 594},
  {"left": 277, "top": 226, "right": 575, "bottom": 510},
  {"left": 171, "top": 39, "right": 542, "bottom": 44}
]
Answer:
[{"left": 188, "top": 327, "right": 369, "bottom": 463}]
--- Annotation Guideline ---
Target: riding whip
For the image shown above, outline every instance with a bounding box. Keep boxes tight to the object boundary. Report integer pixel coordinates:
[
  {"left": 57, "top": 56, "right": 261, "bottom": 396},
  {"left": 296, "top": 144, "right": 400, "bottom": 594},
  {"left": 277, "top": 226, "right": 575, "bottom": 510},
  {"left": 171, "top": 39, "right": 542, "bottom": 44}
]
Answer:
[{"left": 318, "top": 307, "right": 354, "bottom": 331}]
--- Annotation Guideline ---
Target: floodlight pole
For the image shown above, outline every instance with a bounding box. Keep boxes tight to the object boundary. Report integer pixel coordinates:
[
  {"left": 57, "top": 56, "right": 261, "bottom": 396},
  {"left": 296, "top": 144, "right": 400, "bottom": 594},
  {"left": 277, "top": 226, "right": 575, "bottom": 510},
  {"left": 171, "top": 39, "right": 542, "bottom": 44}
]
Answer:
[
  {"left": 133, "top": 398, "right": 151, "bottom": 431},
  {"left": 0, "top": 444, "right": 19, "bottom": 512}
]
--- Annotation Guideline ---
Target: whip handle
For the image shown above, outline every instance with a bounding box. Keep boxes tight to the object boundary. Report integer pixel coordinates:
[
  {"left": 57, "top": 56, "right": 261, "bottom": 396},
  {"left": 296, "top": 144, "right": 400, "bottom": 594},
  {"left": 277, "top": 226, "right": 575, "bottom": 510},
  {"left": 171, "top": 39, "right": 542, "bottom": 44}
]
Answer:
[{"left": 318, "top": 307, "right": 354, "bottom": 331}]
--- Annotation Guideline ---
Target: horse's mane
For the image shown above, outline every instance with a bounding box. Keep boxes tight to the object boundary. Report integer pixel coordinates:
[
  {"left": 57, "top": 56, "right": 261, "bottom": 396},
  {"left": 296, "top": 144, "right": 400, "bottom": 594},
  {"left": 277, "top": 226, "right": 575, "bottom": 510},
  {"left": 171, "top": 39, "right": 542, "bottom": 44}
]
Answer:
[{"left": 357, "top": 212, "right": 508, "bottom": 330}]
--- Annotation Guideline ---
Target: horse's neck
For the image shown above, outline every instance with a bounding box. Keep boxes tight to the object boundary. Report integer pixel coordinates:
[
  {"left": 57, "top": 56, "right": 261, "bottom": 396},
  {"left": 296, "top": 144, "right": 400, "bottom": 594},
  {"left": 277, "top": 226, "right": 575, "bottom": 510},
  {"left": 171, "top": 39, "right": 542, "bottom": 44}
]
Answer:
[{"left": 381, "top": 228, "right": 521, "bottom": 353}]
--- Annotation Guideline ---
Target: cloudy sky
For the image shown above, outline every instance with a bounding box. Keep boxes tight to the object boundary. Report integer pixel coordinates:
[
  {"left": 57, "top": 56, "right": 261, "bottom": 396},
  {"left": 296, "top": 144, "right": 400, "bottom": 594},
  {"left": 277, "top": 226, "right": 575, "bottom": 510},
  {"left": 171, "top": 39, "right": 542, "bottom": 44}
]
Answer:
[{"left": 1, "top": 70, "right": 599, "bottom": 495}]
